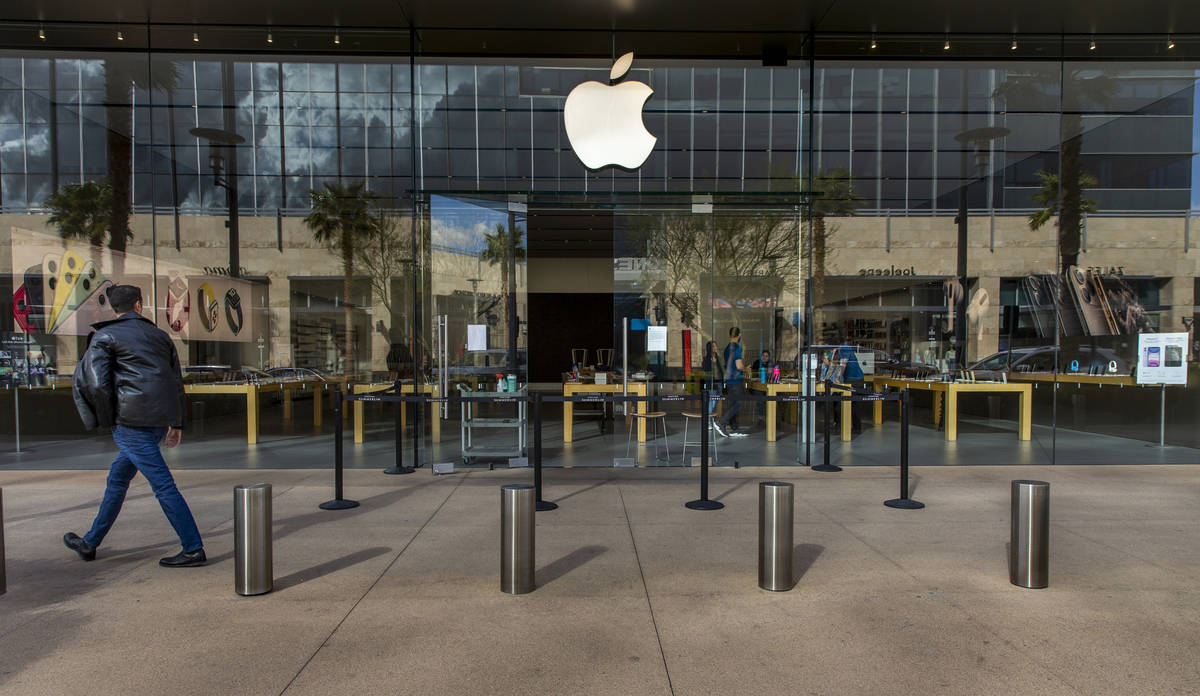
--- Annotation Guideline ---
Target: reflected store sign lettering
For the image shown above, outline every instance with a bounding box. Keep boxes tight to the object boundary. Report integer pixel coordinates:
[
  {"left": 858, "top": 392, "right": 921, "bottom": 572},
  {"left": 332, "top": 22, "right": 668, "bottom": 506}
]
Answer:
[{"left": 859, "top": 266, "right": 917, "bottom": 277}]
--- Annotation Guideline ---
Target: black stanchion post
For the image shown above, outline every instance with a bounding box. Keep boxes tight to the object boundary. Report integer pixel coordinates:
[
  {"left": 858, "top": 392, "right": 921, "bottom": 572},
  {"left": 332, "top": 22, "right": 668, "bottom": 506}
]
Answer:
[
  {"left": 812, "top": 380, "right": 842, "bottom": 472},
  {"left": 885, "top": 388, "right": 924, "bottom": 509},
  {"left": 533, "top": 392, "right": 557, "bottom": 511},
  {"left": 384, "top": 381, "right": 414, "bottom": 475},
  {"left": 686, "top": 391, "right": 724, "bottom": 510},
  {"left": 321, "top": 389, "right": 360, "bottom": 510}
]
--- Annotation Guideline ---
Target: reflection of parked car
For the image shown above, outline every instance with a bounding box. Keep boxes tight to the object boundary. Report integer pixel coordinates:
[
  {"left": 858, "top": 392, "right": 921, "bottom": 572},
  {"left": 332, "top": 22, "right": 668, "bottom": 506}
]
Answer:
[
  {"left": 183, "top": 365, "right": 278, "bottom": 384},
  {"left": 971, "top": 346, "right": 1130, "bottom": 375},
  {"left": 265, "top": 367, "right": 328, "bottom": 381}
]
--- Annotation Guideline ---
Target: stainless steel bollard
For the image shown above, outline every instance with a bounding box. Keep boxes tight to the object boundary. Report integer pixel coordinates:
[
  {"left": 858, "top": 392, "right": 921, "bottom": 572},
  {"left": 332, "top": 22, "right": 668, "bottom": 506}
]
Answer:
[
  {"left": 500, "top": 484, "right": 535, "bottom": 595},
  {"left": 234, "top": 483, "right": 273, "bottom": 596},
  {"left": 758, "top": 481, "right": 794, "bottom": 591},
  {"left": 0, "top": 488, "right": 6, "bottom": 596},
  {"left": 1010, "top": 480, "right": 1049, "bottom": 589}
]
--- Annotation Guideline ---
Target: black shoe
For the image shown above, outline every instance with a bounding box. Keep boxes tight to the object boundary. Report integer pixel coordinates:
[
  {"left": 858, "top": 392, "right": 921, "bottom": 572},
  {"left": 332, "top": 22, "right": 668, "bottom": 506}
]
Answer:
[
  {"left": 63, "top": 532, "right": 96, "bottom": 561},
  {"left": 159, "top": 548, "right": 207, "bottom": 568}
]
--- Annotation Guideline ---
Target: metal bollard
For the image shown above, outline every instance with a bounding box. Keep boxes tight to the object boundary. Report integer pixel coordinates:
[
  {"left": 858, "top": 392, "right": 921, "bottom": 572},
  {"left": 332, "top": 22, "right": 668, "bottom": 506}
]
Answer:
[
  {"left": 500, "top": 484, "right": 535, "bottom": 595},
  {"left": 758, "top": 481, "right": 794, "bottom": 591},
  {"left": 1010, "top": 480, "right": 1049, "bottom": 589},
  {"left": 234, "top": 483, "right": 273, "bottom": 596},
  {"left": 0, "top": 488, "right": 6, "bottom": 596}
]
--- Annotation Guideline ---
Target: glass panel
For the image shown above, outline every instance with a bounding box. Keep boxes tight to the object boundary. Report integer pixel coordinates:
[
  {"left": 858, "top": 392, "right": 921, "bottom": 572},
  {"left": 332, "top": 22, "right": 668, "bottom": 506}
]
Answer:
[
  {"left": 814, "top": 60, "right": 1060, "bottom": 464},
  {"left": 1055, "top": 61, "right": 1200, "bottom": 460}
]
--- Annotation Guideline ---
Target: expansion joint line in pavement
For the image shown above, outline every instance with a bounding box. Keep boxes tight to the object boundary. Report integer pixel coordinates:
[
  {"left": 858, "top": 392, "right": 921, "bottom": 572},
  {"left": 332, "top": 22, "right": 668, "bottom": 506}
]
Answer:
[
  {"left": 277, "top": 473, "right": 467, "bottom": 696},
  {"left": 616, "top": 481, "right": 676, "bottom": 696},
  {"left": 811, "top": 496, "right": 1082, "bottom": 693}
]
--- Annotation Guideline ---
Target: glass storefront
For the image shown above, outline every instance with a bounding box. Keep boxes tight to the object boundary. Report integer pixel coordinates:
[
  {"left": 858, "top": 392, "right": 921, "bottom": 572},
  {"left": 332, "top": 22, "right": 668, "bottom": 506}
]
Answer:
[{"left": 0, "top": 29, "right": 1196, "bottom": 464}]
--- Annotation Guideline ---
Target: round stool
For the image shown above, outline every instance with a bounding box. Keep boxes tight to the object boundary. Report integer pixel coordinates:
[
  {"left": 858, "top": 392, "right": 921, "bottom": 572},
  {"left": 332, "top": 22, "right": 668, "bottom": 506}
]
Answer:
[
  {"left": 680, "top": 411, "right": 719, "bottom": 467},
  {"left": 627, "top": 411, "right": 670, "bottom": 465}
]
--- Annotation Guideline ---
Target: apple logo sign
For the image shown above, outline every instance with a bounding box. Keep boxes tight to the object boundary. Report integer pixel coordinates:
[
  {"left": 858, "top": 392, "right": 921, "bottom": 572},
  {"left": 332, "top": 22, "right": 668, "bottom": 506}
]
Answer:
[{"left": 564, "top": 52, "right": 657, "bottom": 170}]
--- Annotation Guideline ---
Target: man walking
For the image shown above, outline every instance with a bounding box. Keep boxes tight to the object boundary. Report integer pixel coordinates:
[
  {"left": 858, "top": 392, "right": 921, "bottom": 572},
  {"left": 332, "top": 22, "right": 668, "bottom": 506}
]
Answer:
[
  {"left": 713, "top": 327, "right": 748, "bottom": 437},
  {"left": 64, "top": 285, "right": 206, "bottom": 567}
]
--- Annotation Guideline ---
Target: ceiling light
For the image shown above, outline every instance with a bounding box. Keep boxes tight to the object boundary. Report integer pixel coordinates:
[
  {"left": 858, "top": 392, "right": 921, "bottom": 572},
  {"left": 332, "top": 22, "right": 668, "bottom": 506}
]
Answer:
[
  {"left": 192, "top": 32, "right": 199, "bottom": 43},
  {"left": 1167, "top": 36, "right": 1175, "bottom": 50},
  {"left": 870, "top": 34, "right": 877, "bottom": 50},
  {"left": 943, "top": 37, "right": 951, "bottom": 51},
  {"left": 117, "top": 31, "right": 124, "bottom": 41},
  {"left": 37, "top": 27, "right": 45, "bottom": 41},
  {"left": 267, "top": 32, "right": 273, "bottom": 44},
  {"left": 334, "top": 33, "right": 340, "bottom": 45},
  {"left": 1089, "top": 38, "right": 1096, "bottom": 51},
  {"left": 1011, "top": 36, "right": 1018, "bottom": 50}
]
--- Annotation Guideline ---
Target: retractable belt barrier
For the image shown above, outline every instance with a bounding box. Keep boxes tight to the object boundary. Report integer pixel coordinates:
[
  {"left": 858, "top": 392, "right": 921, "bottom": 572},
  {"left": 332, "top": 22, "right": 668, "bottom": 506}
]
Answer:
[{"left": 325, "top": 383, "right": 919, "bottom": 514}]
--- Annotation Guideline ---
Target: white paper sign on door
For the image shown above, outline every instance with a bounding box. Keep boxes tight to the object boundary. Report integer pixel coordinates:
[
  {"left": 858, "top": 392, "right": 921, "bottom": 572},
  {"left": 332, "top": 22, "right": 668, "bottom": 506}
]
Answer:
[
  {"left": 467, "top": 324, "right": 487, "bottom": 351},
  {"left": 647, "top": 326, "right": 667, "bottom": 352},
  {"left": 1136, "top": 332, "right": 1188, "bottom": 385}
]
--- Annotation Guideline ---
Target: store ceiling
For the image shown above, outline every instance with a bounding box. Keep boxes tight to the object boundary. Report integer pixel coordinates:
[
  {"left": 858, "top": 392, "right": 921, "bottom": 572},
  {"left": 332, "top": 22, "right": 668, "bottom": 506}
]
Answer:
[{"left": 5, "top": 0, "right": 1199, "bottom": 39}]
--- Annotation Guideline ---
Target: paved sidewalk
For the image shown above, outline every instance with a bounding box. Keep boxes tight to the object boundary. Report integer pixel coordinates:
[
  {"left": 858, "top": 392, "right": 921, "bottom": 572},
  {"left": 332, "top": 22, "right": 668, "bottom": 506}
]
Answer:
[{"left": 1, "top": 464, "right": 1198, "bottom": 695}]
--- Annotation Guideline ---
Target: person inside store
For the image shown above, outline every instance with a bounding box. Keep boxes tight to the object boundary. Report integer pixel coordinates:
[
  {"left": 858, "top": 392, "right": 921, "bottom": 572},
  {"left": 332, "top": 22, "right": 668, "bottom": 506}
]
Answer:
[
  {"left": 751, "top": 349, "right": 774, "bottom": 424},
  {"left": 64, "top": 284, "right": 206, "bottom": 568},
  {"left": 713, "top": 327, "right": 749, "bottom": 438},
  {"left": 700, "top": 340, "right": 723, "bottom": 418}
]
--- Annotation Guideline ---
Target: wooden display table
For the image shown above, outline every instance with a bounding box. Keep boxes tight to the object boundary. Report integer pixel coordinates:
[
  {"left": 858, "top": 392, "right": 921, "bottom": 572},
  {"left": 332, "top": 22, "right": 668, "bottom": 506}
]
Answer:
[
  {"left": 562, "top": 381, "right": 648, "bottom": 443},
  {"left": 865, "top": 376, "right": 1032, "bottom": 441},
  {"left": 184, "top": 381, "right": 281, "bottom": 445},
  {"left": 351, "top": 382, "right": 441, "bottom": 444},
  {"left": 747, "top": 380, "right": 853, "bottom": 443},
  {"left": 280, "top": 379, "right": 328, "bottom": 426}
]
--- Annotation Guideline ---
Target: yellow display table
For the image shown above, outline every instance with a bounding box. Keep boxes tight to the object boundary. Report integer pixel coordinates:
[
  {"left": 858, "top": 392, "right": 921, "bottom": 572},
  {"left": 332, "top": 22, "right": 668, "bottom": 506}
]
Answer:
[
  {"left": 747, "top": 380, "right": 853, "bottom": 442},
  {"left": 562, "top": 381, "right": 648, "bottom": 443},
  {"left": 865, "top": 376, "right": 1032, "bottom": 441},
  {"left": 350, "top": 382, "right": 441, "bottom": 444}
]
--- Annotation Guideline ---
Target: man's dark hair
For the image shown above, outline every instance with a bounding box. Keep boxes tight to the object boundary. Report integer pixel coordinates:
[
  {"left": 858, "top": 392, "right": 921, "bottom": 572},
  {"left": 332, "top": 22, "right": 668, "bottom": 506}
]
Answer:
[
  {"left": 729, "top": 326, "right": 741, "bottom": 338},
  {"left": 106, "top": 285, "right": 143, "bottom": 313}
]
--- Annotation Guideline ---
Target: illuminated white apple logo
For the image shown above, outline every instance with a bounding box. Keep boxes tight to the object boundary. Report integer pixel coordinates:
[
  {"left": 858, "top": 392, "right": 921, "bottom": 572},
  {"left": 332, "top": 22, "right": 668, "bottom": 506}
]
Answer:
[{"left": 564, "top": 52, "right": 657, "bottom": 170}]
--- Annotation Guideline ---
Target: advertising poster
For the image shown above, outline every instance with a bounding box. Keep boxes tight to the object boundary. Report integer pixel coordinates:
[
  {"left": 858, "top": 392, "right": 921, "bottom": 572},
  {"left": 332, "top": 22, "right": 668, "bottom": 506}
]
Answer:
[
  {"left": 11, "top": 227, "right": 153, "bottom": 337},
  {"left": 12, "top": 227, "right": 253, "bottom": 342},
  {"left": 1136, "top": 332, "right": 1188, "bottom": 385},
  {"left": 189, "top": 276, "right": 254, "bottom": 342}
]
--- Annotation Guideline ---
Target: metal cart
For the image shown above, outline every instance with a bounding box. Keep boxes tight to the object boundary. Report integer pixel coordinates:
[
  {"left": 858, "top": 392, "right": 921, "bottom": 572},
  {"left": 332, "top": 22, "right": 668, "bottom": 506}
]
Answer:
[{"left": 457, "top": 384, "right": 527, "bottom": 467}]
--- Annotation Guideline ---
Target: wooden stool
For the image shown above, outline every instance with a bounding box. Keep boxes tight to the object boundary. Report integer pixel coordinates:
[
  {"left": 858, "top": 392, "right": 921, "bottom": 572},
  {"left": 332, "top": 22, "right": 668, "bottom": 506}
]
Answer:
[
  {"left": 680, "top": 411, "right": 719, "bottom": 467},
  {"left": 627, "top": 411, "right": 669, "bottom": 465}
]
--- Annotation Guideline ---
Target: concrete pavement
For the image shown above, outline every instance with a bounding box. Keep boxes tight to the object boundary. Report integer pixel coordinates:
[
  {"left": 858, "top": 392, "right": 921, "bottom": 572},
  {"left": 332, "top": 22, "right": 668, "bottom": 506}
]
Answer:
[{"left": 1, "top": 464, "right": 1199, "bottom": 695}]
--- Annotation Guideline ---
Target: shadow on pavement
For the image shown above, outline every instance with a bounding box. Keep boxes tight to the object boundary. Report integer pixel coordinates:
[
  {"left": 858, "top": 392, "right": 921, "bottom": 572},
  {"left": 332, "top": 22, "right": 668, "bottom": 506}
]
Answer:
[
  {"left": 273, "top": 546, "right": 394, "bottom": 591},
  {"left": 792, "top": 543, "right": 824, "bottom": 588},
  {"left": 537, "top": 545, "right": 607, "bottom": 588}
]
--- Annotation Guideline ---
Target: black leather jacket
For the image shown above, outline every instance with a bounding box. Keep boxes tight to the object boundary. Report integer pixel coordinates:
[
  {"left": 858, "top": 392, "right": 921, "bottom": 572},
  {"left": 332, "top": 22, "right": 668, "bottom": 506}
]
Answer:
[{"left": 72, "top": 313, "right": 185, "bottom": 430}]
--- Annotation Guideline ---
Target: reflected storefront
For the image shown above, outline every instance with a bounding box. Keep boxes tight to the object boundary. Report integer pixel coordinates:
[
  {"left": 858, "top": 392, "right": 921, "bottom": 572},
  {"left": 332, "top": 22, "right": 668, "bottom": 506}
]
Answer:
[{"left": 0, "top": 29, "right": 1197, "bottom": 462}]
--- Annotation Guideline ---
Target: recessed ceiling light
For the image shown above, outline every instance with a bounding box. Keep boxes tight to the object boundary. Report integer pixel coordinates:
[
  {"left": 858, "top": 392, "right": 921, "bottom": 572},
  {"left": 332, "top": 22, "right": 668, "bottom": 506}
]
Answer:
[
  {"left": 1089, "top": 38, "right": 1096, "bottom": 51},
  {"left": 334, "top": 33, "right": 340, "bottom": 45},
  {"left": 267, "top": 32, "right": 273, "bottom": 44},
  {"left": 943, "top": 36, "right": 951, "bottom": 51},
  {"left": 37, "top": 27, "right": 45, "bottom": 41},
  {"left": 1167, "top": 36, "right": 1175, "bottom": 50},
  {"left": 870, "top": 34, "right": 877, "bottom": 50},
  {"left": 1011, "top": 36, "right": 1018, "bottom": 50},
  {"left": 193, "top": 32, "right": 199, "bottom": 43},
  {"left": 117, "top": 31, "right": 124, "bottom": 41}
]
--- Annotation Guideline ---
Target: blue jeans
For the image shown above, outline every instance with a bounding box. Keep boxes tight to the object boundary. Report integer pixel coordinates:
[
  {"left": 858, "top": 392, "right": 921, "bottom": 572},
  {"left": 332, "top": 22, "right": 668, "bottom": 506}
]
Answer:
[{"left": 84, "top": 425, "right": 203, "bottom": 552}]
